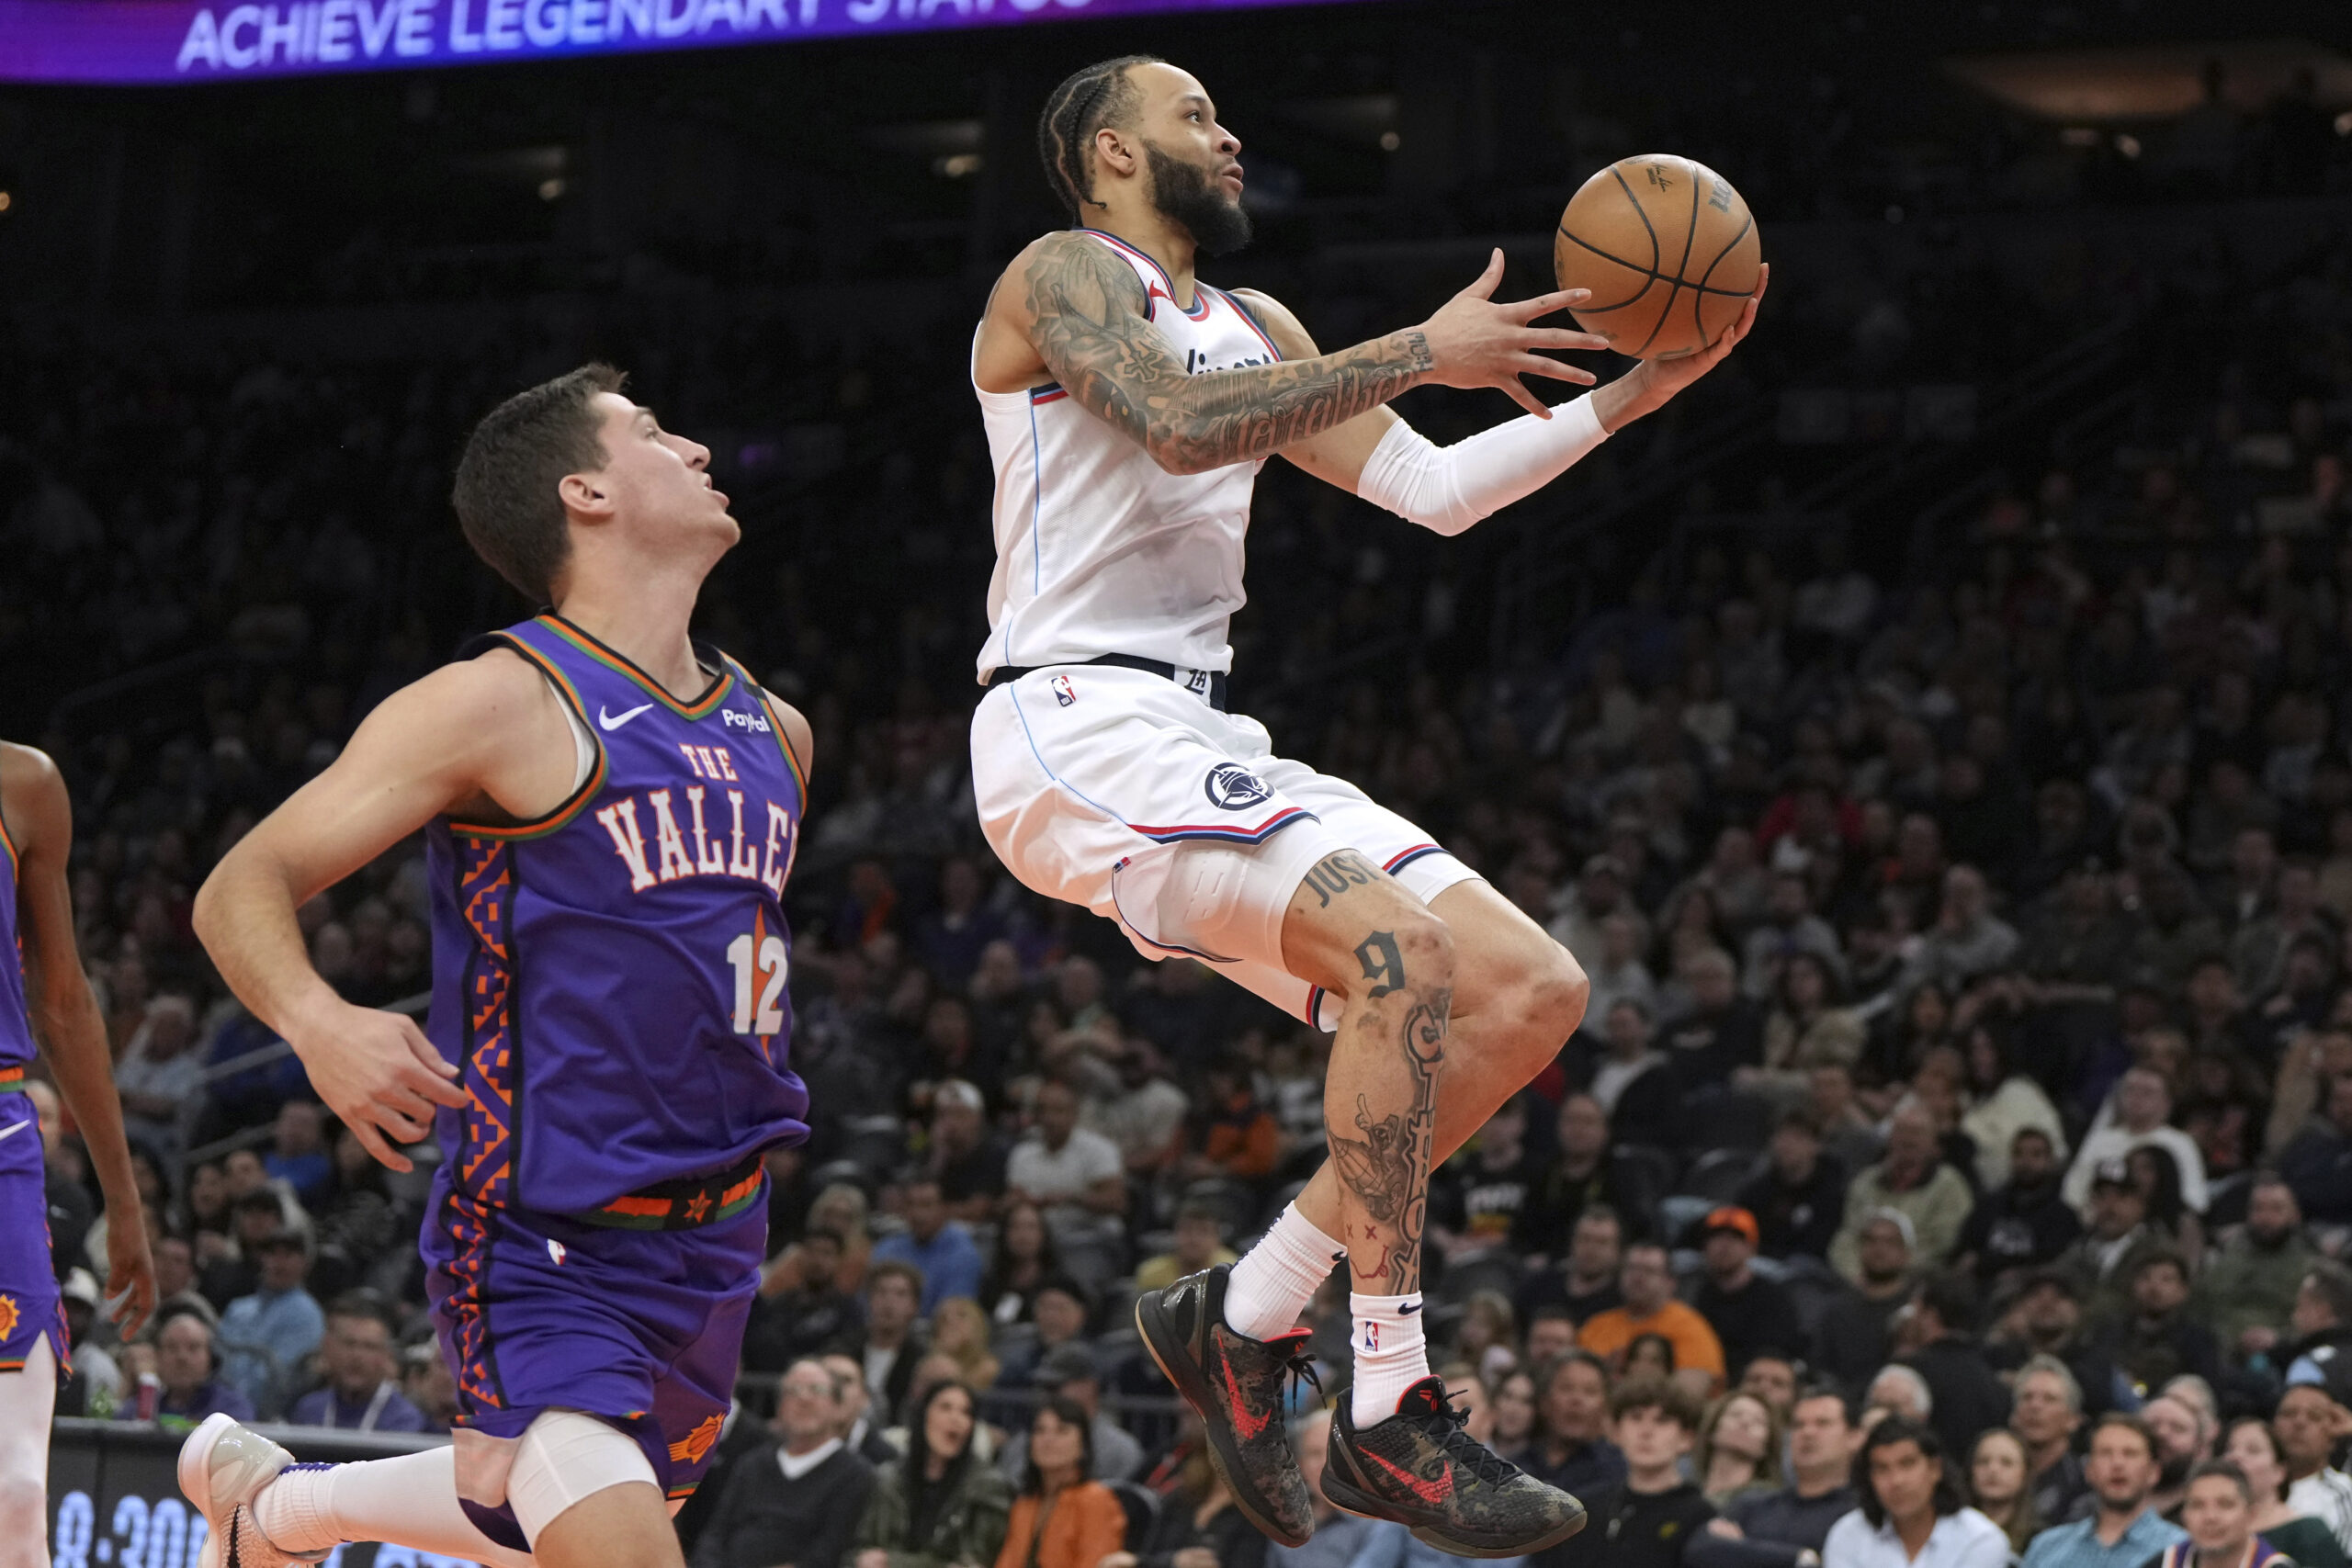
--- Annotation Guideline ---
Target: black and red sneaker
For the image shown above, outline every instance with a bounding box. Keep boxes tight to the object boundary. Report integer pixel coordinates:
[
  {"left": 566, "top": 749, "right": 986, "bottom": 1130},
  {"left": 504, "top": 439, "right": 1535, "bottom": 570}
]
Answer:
[
  {"left": 1323, "top": 1376, "right": 1588, "bottom": 1559},
  {"left": 1136, "top": 1265, "right": 1319, "bottom": 1548}
]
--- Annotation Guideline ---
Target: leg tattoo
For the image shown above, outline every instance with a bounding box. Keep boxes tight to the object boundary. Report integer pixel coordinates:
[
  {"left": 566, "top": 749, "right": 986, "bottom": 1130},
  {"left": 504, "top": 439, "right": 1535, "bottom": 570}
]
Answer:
[{"left": 1328, "top": 926, "right": 1450, "bottom": 1291}]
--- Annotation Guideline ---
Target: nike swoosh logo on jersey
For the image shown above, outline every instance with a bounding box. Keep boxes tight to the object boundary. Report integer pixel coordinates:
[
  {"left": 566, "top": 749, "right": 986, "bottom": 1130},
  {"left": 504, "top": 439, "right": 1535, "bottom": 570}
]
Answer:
[
  {"left": 0, "top": 1119, "right": 28, "bottom": 1144},
  {"left": 598, "top": 702, "right": 656, "bottom": 731}
]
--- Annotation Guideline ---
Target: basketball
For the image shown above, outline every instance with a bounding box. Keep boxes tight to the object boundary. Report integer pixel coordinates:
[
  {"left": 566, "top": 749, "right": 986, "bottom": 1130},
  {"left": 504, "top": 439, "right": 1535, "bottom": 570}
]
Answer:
[{"left": 1553, "top": 153, "right": 1762, "bottom": 360}]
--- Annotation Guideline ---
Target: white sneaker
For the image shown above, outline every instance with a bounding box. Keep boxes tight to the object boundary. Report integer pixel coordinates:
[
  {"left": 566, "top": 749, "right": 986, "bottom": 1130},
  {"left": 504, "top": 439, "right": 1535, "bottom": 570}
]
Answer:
[{"left": 176, "top": 1412, "right": 332, "bottom": 1568}]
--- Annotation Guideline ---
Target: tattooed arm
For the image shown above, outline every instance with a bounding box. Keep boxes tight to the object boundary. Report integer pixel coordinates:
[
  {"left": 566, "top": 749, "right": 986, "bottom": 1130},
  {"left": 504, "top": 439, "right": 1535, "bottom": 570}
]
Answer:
[{"left": 1005, "top": 233, "right": 1600, "bottom": 475}]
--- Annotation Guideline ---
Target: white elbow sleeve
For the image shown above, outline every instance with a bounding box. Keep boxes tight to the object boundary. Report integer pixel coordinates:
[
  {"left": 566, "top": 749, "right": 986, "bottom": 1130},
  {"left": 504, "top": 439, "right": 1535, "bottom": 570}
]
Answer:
[{"left": 1354, "top": 395, "right": 1611, "bottom": 536}]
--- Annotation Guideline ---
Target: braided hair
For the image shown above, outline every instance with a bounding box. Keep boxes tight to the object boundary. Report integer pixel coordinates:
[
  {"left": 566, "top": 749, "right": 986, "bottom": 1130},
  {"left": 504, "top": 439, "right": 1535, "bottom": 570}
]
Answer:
[{"left": 1036, "top": 55, "right": 1163, "bottom": 222}]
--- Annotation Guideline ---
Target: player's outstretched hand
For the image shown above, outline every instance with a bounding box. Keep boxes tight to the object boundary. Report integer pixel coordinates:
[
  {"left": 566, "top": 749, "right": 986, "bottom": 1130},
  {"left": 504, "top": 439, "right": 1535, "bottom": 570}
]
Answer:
[
  {"left": 100, "top": 1202, "right": 157, "bottom": 1340},
  {"left": 1632, "top": 261, "right": 1769, "bottom": 402},
  {"left": 1418, "top": 248, "right": 1611, "bottom": 419},
  {"left": 290, "top": 998, "right": 472, "bottom": 1171}
]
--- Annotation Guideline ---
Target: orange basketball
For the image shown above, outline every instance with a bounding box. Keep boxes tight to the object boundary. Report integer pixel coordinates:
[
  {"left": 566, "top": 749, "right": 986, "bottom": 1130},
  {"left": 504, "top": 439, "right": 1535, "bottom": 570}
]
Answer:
[{"left": 1554, "top": 154, "right": 1761, "bottom": 360}]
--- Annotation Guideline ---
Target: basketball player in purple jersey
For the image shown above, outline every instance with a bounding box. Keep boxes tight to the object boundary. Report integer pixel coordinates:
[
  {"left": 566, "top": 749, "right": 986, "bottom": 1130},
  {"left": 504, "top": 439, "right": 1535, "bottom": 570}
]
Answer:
[
  {"left": 0, "top": 743, "right": 156, "bottom": 1568},
  {"left": 969, "top": 58, "right": 1760, "bottom": 1557},
  {"left": 182, "top": 366, "right": 814, "bottom": 1568}
]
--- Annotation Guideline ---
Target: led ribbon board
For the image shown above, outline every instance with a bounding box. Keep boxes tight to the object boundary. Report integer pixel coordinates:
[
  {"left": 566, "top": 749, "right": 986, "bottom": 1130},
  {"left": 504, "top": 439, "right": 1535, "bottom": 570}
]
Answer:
[{"left": 0, "top": 0, "right": 1385, "bottom": 83}]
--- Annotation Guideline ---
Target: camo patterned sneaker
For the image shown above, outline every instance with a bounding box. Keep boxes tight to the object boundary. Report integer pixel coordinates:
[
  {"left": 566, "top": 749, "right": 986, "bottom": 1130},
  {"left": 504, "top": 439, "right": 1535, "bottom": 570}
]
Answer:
[
  {"left": 178, "top": 1412, "right": 333, "bottom": 1568},
  {"left": 1323, "top": 1375, "right": 1588, "bottom": 1559},
  {"left": 1136, "top": 1264, "right": 1319, "bottom": 1548}
]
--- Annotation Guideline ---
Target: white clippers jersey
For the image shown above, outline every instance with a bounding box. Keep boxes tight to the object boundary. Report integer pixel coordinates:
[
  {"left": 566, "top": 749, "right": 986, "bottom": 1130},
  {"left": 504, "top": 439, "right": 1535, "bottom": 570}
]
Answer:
[{"left": 973, "top": 228, "right": 1285, "bottom": 683}]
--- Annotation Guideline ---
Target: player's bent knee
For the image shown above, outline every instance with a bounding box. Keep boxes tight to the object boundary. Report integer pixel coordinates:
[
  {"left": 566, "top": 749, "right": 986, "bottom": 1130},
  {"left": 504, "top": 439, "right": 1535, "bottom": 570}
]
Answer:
[
  {"left": 1528, "top": 943, "right": 1591, "bottom": 1043},
  {"left": 507, "top": 1408, "right": 661, "bottom": 1551}
]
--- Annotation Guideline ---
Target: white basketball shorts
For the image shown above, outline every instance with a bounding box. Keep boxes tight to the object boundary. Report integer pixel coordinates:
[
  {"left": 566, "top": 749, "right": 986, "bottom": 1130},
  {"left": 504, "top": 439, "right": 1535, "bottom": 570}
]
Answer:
[{"left": 970, "top": 664, "right": 1478, "bottom": 1031}]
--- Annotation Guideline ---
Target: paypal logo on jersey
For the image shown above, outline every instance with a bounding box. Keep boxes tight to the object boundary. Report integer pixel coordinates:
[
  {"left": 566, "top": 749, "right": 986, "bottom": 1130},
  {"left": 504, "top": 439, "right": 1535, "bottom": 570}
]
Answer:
[{"left": 722, "top": 707, "right": 772, "bottom": 733}]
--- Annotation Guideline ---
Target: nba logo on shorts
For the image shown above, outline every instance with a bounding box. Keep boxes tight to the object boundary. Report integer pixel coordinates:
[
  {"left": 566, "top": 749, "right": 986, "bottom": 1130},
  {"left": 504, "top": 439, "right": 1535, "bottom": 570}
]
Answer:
[
  {"left": 1051, "top": 674, "right": 1078, "bottom": 707},
  {"left": 1204, "top": 761, "right": 1272, "bottom": 810}
]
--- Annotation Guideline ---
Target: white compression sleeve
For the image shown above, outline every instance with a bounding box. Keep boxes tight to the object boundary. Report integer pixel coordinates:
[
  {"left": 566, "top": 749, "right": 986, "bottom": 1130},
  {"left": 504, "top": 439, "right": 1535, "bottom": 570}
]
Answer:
[{"left": 1352, "top": 394, "right": 1611, "bottom": 536}]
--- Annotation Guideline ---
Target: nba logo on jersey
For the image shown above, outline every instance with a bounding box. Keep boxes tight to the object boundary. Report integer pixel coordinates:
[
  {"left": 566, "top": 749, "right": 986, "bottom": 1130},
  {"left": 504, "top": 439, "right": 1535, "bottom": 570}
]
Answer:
[{"left": 1050, "top": 674, "right": 1078, "bottom": 707}]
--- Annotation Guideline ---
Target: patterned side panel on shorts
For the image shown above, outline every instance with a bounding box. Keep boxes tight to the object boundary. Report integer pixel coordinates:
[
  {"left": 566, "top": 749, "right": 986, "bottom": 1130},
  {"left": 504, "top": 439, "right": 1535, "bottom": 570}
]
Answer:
[
  {"left": 439, "top": 1191, "right": 504, "bottom": 1410},
  {"left": 455, "top": 836, "right": 519, "bottom": 1205}
]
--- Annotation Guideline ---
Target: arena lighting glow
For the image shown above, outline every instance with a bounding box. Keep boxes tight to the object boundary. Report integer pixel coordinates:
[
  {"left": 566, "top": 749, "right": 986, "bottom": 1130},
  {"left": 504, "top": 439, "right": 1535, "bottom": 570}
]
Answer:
[{"left": 0, "top": 0, "right": 1385, "bottom": 85}]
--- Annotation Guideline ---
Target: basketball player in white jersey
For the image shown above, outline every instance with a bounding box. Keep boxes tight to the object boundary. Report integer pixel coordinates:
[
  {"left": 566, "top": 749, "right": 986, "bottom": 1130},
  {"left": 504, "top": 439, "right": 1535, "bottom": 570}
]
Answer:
[{"left": 970, "top": 56, "right": 1763, "bottom": 1556}]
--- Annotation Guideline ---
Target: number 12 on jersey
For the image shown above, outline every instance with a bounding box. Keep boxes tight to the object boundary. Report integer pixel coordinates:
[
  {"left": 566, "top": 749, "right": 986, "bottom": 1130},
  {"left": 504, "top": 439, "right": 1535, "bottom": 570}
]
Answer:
[{"left": 726, "top": 912, "right": 788, "bottom": 1051}]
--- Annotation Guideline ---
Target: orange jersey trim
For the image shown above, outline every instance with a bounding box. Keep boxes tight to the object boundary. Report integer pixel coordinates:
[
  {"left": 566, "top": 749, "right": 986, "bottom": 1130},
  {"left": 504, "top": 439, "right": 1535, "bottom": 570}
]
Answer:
[{"left": 537, "top": 615, "right": 733, "bottom": 719}]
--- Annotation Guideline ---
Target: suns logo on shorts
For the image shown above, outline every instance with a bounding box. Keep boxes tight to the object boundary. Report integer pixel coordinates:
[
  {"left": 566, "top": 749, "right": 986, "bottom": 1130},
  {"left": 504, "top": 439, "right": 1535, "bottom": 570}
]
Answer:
[
  {"left": 669, "top": 1413, "right": 725, "bottom": 1467},
  {"left": 1203, "top": 762, "right": 1272, "bottom": 811},
  {"left": 0, "top": 1295, "right": 17, "bottom": 1340}
]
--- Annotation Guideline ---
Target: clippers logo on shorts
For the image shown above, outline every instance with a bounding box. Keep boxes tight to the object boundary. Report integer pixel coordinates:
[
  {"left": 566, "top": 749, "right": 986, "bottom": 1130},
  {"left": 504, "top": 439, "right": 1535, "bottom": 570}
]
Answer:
[
  {"left": 1204, "top": 762, "right": 1272, "bottom": 811},
  {"left": 1051, "top": 673, "right": 1078, "bottom": 707}
]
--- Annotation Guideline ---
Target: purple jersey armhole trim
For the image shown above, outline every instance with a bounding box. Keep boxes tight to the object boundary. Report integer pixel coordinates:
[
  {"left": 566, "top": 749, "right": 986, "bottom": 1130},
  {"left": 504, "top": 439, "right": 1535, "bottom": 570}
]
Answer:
[
  {"left": 443, "top": 634, "right": 609, "bottom": 841},
  {"left": 721, "top": 656, "right": 809, "bottom": 817}
]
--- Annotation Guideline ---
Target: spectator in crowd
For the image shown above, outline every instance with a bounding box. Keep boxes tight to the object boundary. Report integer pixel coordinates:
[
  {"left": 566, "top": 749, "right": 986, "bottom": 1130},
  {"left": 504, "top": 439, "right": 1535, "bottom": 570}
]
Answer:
[
  {"left": 286, "top": 1294, "right": 428, "bottom": 1432},
  {"left": 2272, "top": 1384, "right": 2352, "bottom": 1551},
  {"left": 1739, "top": 1111, "right": 1848, "bottom": 1262},
  {"left": 827, "top": 1349, "right": 910, "bottom": 1466},
  {"left": 1813, "top": 1212, "right": 1918, "bottom": 1393},
  {"left": 2060, "top": 1163, "right": 2171, "bottom": 1320},
  {"left": 979, "top": 1201, "right": 1061, "bottom": 1330},
  {"left": 1582, "top": 998, "right": 1679, "bottom": 1147},
  {"left": 926, "top": 1080, "right": 1010, "bottom": 1224},
  {"left": 113, "top": 990, "right": 204, "bottom": 1162},
  {"left": 2098, "top": 1252, "right": 2221, "bottom": 1395},
  {"left": 2285, "top": 1262, "right": 2352, "bottom": 1400},
  {"left": 1521, "top": 1205, "right": 1629, "bottom": 1322},
  {"left": 1957, "top": 1030, "right": 2066, "bottom": 1192},
  {"left": 2012, "top": 1355, "right": 2092, "bottom": 1527},
  {"left": 1521, "top": 1099, "right": 1659, "bottom": 1262},
  {"left": 1556, "top": 1378, "right": 1714, "bottom": 1568},
  {"left": 997, "top": 1344, "right": 1145, "bottom": 1484},
  {"left": 862, "top": 1260, "right": 929, "bottom": 1421},
  {"left": 1580, "top": 1242, "right": 1727, "bottom": 1391},
  {"left": 265, "top": 1100, "right": 333, "bottom": 1209},
  {"left": 2139, "top": 1394, "right": 2208, "bottom": 1519},
  {"left": 1695, "top": 1392, "right": 1782, "bottom": 1512},
  {"left": 1491, "top": 1370, "right": 1542, "bottom": 1466},
  {"left": 1006, "top": 1079, "right": 1126, "bottom": 1231},
  {"left": 1102, "top": 1445, "right": 1264, "bottom": 1568},
  {"left": 218, "top": 1225, "right": 323, "bottom": 1418},
  {"left": 1432, "top": 1094, "right": 1547, "bottom": 1264},
  {"left": 1690, "top": 1385, "right": 1862, "bottom": 1567},
  {"left": 1866, "top": 1366, "right": 1935, "bottom": 1426},
  {"left": 850, "top": 1380, "right": 1013, "bottom": 1568},
  {"left": 873, "top": 1177, "right": 984, "bottom": 1314},
  {"left": 1738, "top": 1355, "right": 1800, "bottom": 1423},
  {"left": 927, "top": 1297, "right": 1002, "bottom": 1396},
  {"left": 1965, "top": 1427, "right": 2043, "bottom": 1558},
  {"left": 1830, "top": 1106, "right": 1974, "bottom": 1283},
  {"left": 2019, "top": 1415, "right": 2186, "bottom": 1568},
  {"left": 2219, "top": 1416, "right": 2348, "bottom": 1568},
  {"left": 1176, "top": 1055, "right": 1282, "bottom": 1185},
  {"left": 745, "top": 1228, "right": 864, "bottom": 1372},
  {"left": 2278, "top": 1075, "right": 2352, "bottom": 1224},
  {"left": 1136, "top": 1201, "right": 1240, "bottom": 1293},
  {"left": 999, "top": 1277, "right": 1094, "bottom": 1389},
  {"left": 694, "top": 1359, "right": 878, "bottom": 1568},
  {"left": 402, "top": 1341, "right": 458, "bottom": 1433},
  {"left": 1693, "top": 1208, "right": 1803, "bottom": 1380},
  {"left": 992, "top": 1398, "right": 1125, "bottom": 1568},
  {"left": 1824, "top": 1416, "right": 2007, "bottom": 1568},
  {"left": 130, "top": 1306, "right": 254, "bottom": 1424},
  {"left": 1902, "top": 1273, "right": 2012, "bottom": 1465},
  {"left": 1956, "top": 1128, "right": 2084, "bottom": 1285},
  {"left": 2154, "top": 1461, "right": 2289, "bottom": 1568},
  {"left": 2064, "top": 1068, "right": 2211, "bottom": 1216},
  {"left": 1265, "top": 1416, "right": 1380, "bottom": 1568},
  {"left": 1529, "top": 1350, "right": 1628, "bottom": 1496},
  {"left": 2202, "top": 1178, "right": 2315, "bottom": 1365},
  {"left": 151, "top": 1235, "right": 211, "bottom": 1325}
]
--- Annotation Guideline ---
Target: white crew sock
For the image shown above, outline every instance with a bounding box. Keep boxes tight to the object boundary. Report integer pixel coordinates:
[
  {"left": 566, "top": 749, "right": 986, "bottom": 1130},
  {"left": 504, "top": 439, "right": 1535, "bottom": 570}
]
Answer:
[
  {"left": 1224, "top": 1202, "right": 1346, "bottom": 1342},
  {"left": 252, "top": 1448, "right": 537, "bottom": 1567},
  {"left": 1350, "top": 1291, "right": 1431, "bottom": 1425}
]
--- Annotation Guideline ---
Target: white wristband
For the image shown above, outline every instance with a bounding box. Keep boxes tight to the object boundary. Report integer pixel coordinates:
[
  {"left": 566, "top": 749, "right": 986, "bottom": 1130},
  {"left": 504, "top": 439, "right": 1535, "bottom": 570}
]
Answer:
[{"left": 1353, "top": 395, "right": 1611, "bottom": 536}]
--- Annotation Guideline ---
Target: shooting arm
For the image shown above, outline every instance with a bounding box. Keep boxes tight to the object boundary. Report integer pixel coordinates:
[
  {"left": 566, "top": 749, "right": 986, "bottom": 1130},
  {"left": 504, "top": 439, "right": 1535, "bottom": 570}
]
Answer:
[
  {"left": 1020, "top": 231, "right": 1436, "bottom": 476},
  {"left": 1227, "top": 288, "right": 1620, "bottom": 535}
]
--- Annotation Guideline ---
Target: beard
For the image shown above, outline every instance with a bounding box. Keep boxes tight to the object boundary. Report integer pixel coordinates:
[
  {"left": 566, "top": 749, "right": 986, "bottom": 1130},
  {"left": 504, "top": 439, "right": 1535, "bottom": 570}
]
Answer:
[{"left": 1145, "top": 141, "right": 1253, "bottom": 256}]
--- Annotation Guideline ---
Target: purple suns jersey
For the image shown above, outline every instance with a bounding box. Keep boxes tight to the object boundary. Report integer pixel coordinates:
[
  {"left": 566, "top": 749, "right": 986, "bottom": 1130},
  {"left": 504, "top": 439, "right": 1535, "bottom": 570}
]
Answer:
[
  {"left": 0, "top": 804, "right": 37, "bottom": 1081},
  {"left": 424, "top": 615, "right": 811, "bottom": 1217}
]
